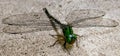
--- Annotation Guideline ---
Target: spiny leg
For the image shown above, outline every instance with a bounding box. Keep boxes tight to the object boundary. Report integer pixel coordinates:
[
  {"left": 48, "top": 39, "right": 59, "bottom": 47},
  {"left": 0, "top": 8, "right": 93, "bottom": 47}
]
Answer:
[
  {"left": 75, "top": 34, "right": 84, "bottom": 48},
  {"left": 50, "top": 34, "right": 71, "bottom": 54},
  {"left": 49, "top": 34, "right": 64, "bottom": 47},
  {"left": 49, "top": 39, "right": 59, "bottom": 47},
  {"left": 76, "top": 38, "right": 79, "bottom": 48},
  {"left": 75, "top": 34, "right": 84, "bottom": 38},
  {"left": 63, "top": 41, "right": 71, "bottom": 54},
  {"left": 63, "top": 41, "right": 66, "bottom": 49},
  {"left": 49, "top": 34, "right": 64, "bottom": 39},
  {"left": 49, "top": 34, "right": 57, "bottom": 39}
]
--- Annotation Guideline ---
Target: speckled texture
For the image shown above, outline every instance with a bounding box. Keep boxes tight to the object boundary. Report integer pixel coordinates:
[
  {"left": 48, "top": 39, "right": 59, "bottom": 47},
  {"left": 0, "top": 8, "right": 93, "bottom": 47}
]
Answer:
[{"left": 0, "top": 0, "right": 120, "bottom": 56}]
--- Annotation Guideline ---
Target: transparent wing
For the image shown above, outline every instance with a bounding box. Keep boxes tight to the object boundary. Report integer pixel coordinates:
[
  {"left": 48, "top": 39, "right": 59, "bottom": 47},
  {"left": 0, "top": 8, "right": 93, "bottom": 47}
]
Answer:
[
  {"left": 65, "top": 9, "right": 105, "bottom": 24},
  {"left": 2, "top": 12, "right": 55, "bottom": 27},
  {"left": 2, "top": 25, "right": 54, "bottom": 34},
  {"left": 72, "top": 18, "right": 119, "bottom": 28},
  {"left": 65, "top": 9, "right": 118, "bottom": 27},
  {"left": 2, "top": 12, "right": 60, "bottom": 34}
]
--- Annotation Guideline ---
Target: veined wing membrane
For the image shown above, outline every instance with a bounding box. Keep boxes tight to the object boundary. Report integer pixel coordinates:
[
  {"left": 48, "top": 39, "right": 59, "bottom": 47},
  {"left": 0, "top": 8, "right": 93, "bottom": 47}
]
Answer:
[
  {"left": 2, "top": 12, "right": 60, "bottom": 34},
  {"left": 2, "top": 12, "right": 57, "bottom": 27},
  {"left": 66, "top": 9, "right": 118, "bottom": 27},
  {"left": 65, "top": 9, "right": 105, "bottom": 24},
  {"left": 3, "top": 25, "right": 54, "bottom": 34},
  {"left": 72, "top": 18, "right": 119, "bottom": 28}
]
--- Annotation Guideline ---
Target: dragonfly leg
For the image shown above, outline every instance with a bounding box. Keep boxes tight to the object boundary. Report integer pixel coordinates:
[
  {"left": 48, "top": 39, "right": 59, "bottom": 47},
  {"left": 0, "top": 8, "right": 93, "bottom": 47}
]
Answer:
[
  {"left": 75, "top": 34, "right": 84, "bottom": 38},
  {"left": 49, "top": 34, "right": 57, "bottom": 39},
  {"left": 75, "top": 34, "right": 80, "bottom": 48},
  {"left": 63, "top": 40, "right": 67, "bottom": 48},
  {"left": 63, "top": 41, "right": 71, "bottom": 54},
  {"left": 49, "top": 34, "right": 64, "bottom": 39},
  {"left": 49, "top": 40, "right": 59, "bottom": 47},
  {"left": 75, "top": 34, "right": 84, "bottom": 48},
  {"left": 76, "top": 38, "right": 79, "bottom": 48},
  {"left": 67, "top": 49, "right": 71, "bottom": 55},
  {"left": 49, "top": 34, "right": 64, "bottom": 47}
]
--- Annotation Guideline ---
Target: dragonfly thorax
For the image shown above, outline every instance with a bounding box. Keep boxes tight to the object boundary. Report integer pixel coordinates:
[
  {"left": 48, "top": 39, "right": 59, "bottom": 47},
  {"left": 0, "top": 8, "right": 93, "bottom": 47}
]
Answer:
[{"left": 62, "top": 25, "right": 77, "bottom": 44}]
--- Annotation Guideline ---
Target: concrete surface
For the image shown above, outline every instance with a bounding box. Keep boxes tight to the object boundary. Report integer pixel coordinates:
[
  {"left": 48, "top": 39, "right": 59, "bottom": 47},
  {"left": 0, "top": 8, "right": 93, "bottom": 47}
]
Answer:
[{"left": 0, "top": 0, "right": 120, "bottom": 56}]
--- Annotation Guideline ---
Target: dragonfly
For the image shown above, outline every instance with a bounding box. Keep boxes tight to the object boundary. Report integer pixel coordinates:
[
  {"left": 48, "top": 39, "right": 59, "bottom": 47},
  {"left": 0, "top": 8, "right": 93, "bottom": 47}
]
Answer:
[{"left": 2, "top": 8, "right": 119, "bottom": 53}]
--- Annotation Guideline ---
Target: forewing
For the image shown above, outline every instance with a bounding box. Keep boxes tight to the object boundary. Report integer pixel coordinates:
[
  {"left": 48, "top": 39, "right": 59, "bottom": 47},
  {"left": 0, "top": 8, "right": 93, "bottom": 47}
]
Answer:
[
  {"left": 72, "top": 18, "right": 119, "bottom": 28},
  {"left": 65, "top": 9, "right": 105, "bottom": 24},
  {"left": 2, "top": 11, "right": 60, "bottom": 34},
  {"left": 2, "top": 12, "right": 53, "bottom": 27},
  {"left": 65, "top": 9, "right": 118, "bottom": 27}
]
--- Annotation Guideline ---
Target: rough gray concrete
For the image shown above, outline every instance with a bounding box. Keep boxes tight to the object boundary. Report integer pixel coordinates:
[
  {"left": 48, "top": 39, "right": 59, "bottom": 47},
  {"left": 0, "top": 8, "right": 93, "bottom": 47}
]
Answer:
[{"left": 0, "top": 0, "right": 120, "bottom": 56}]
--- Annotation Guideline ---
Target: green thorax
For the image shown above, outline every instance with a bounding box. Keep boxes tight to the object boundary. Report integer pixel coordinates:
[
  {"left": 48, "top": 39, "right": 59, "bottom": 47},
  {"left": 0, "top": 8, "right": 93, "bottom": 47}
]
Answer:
[{"left": 62, "top": 25, "right": 77, "bottom": 44}]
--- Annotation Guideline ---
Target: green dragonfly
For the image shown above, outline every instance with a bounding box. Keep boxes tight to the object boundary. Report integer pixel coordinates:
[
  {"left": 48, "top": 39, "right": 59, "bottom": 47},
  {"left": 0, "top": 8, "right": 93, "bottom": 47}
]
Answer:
[{"left": 2, "top": 8, "right": 119, "bottom": 53}]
